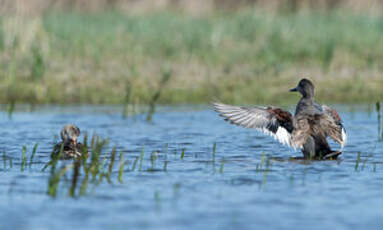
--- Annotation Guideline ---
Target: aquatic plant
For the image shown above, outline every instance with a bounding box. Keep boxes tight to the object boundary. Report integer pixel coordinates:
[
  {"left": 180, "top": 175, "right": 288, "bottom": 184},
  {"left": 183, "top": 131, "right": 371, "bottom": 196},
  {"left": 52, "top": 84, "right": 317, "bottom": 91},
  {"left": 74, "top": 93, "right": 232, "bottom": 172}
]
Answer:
[
  {"left": 2, "top": 151, "right": 6, "bottom": 169},
  {"left": 106, "top": 147, "right": 116, "bottom": 183},
  {"left": 69, "top": 159, "right": 81, "bottom": 197},
  {"left": 7, "top": 102, "right": 15, "bottom": 119},
  {"left": 376, "top": 102, "right": 382, "bottom": 140},
  {"left": 46, "top": 134, "right": 113, "bottom": 197},
  {"left": 139, "top": 146, "right": 144, "bottom": 171},
  {"left": 149, "top": 151, "right": 159, "bottom": 171},
  {"left": 180, "top": 149, "right": 185, "bottom": 160},
  {"left": 29, "top": 143, "right": 39, "bottom": 167},
  {"left": 219, "top": 158, "right": 225, "bottom": 174},
  {"left": 122, "top": 80, "right": 132, "bottom": 119},
  {"left": 212, "top": 143, "right": 217, "bottom": 172},
  {"left": 118, "top": 153, "right": 125, "bottom": 183},
  {"left": 47, "top": 144, "right": 64, "bottom": 197},
  {"left": 131, "top": 156, "right": 139, "bottom": 171},
  {"left": 212, "top": 143, "right": 216, "bottom": 162},
  {"left": 146, "top": 68, "right": 172, "bottom": 122},
  {"left": 20, "top": 146, "right": 27, "bottom": 172},
  {"left": 43, "top": 134, "right": 187, "bottom": 197},
  {"left": 354, "top": 152, "right": 361, "bottom": 171}
]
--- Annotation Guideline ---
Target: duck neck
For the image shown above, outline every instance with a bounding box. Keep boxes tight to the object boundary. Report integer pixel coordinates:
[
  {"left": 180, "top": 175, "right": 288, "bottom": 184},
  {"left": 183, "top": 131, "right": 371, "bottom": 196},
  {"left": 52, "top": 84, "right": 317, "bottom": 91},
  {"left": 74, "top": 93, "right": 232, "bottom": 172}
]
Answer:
[
  {"left": 303, "top": 94, "right": 314, "bottom": 100},
  {"left": 295, "top": 96, "right": 314, "bottom": 115},
  {"left": 300, "top": 94, "right": 314, "bottom": 105}
]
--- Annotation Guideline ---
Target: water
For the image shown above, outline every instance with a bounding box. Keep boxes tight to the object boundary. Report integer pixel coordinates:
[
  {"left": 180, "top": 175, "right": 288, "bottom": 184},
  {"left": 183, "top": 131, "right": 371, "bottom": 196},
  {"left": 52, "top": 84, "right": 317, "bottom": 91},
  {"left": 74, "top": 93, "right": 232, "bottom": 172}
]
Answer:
[{"left": 1, "top": 105, "right": 382, "bottom": 230}]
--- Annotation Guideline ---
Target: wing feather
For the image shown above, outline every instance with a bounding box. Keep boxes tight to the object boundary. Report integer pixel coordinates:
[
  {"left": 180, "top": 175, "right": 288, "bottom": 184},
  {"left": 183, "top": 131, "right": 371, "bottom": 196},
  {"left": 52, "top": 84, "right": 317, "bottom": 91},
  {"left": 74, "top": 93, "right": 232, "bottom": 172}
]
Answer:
[
  {"left": 321, "top": 105, "right": 347, "bottom": 149},
  {"left": 213, "top": 103, "right": 294, "bottom": 147}
]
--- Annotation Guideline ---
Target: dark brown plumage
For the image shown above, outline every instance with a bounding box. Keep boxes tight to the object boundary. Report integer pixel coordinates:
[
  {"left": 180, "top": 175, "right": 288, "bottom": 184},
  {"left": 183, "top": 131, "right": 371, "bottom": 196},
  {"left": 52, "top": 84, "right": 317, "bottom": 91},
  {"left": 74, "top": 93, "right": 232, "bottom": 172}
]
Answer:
[
  {"left": 52, "top": 124, "right": 85, "bottom": 159},
  {"left": 213, "top": 78, "right": 346, "bottom": 160}
]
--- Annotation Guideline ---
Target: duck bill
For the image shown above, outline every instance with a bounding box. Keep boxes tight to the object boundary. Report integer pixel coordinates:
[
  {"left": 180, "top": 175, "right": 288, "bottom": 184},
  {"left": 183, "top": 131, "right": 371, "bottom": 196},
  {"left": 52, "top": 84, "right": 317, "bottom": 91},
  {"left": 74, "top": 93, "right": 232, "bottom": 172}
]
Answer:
[{"left": 289, "top": 87, "right": 298, "bottom": 92}]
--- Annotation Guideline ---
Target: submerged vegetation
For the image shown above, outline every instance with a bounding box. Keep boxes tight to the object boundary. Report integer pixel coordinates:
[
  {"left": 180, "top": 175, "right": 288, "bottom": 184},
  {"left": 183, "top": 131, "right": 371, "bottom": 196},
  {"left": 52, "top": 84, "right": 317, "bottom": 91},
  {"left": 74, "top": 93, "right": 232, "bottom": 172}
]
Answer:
[
  {"left": 377, "top": 102, "right": 382, "bottom": 141},
  {"left": 0, "top": 6, "right": 382, "bottom": 105}
]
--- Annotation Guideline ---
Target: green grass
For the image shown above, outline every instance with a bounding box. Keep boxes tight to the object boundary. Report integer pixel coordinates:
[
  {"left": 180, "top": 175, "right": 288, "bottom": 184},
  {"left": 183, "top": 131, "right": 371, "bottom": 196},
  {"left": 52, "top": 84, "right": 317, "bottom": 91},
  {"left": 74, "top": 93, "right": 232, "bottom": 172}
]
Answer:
[{"left": 0, "top": 9, "right": 382, "bottom": 105}]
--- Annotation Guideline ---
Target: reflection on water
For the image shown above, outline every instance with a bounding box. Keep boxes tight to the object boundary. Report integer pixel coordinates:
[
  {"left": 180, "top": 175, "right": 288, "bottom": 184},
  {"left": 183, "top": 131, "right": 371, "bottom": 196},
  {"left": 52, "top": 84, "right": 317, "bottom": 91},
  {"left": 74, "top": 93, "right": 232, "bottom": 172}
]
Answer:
[{"left": 0, "top": 105, "right": 383, "bottom": 230}]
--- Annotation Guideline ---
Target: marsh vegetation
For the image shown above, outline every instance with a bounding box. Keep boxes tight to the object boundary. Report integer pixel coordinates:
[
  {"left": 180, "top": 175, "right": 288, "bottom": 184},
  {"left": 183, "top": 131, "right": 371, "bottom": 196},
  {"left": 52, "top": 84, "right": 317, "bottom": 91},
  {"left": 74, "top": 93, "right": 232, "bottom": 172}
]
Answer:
[{"left": 0, "top": 1, "right": 382, "bottom": 105}]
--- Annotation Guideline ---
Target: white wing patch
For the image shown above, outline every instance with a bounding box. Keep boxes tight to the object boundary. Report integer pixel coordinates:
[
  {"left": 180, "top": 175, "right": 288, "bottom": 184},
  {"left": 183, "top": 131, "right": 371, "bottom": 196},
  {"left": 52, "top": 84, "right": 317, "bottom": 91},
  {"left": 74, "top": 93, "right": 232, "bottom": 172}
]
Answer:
[
  {"left": 341, "top": 128, "right": 347, "bottom": 150},
  {"left": 259, "top": 127, "right": 293, "bottom": 148},
  {"left": 276, "top": 127, "right": 293, "bottom": 147}
]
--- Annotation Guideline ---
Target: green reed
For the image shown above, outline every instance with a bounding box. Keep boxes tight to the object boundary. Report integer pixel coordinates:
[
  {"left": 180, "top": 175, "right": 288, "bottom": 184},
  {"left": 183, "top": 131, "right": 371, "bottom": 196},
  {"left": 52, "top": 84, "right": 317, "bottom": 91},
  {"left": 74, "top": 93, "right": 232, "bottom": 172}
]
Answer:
[
  {"left": 212, "top": 143, "right": 217, "bottom": 172},
  {"left": 7, "top": 102, "right": 15, "bottom": 119},
  {"left": 122, "top": 80, "right": 132, "bottom": 119},
  {"left": 81, "top": 134, "right": 89, "bottom": 162},
  {"left": 90, "top": 137, "right": 108, "bottom": 183},
  {"left": 256, "top": 152, "right": 267, "bottom": 173},
  {"left": 79, "top": 172, "right": 89, "bottom": 196},
  {"left": 49, "top": 164, "right": 73, "bottom": 197},
  {"left": 260, "top": 152, "right": 266, "bottom": 169},
  {"left": 3, "top": 151, "right": 6, "bottom": 170},
  {"left": 69, "top": 159, "right": 81, "bottom": 197},
  {"left": 47, "top": 144, "right": 64, "bottom": 196},
  {"left": 21, "top": 145, "right": 27, "bottom": 172},
  {"left": 377, "top": 102, "right": 382, "bottom": 140},
  {"left": 212, "top": 143, "right": 216, "bottom": 161},
  {"left": 118, "top": 153, "right": 125, "bottom": 183},
  {"left": 139, "top": 146, "right": 144, "bottom": 171},
  {"left": 354, "top": 152, "right": 361, "bottom": 171},
  {"left": 29, "top": 143, "right": 39, "bottom": 166},
  {"left": 107, "top": 147, "right": 117, "bottom": 183},
  {"left": 131, "top": 156, "right": 139, "bottom": 171},
  {"left": 146, "top": 68, "right": 172, "bottom": 122},
  {"left": 258, "top": 156, "right": 272, "bottom": 189},
  {"left": 46, "top": 134, "right": 112, "bottom": 197},
  {"left": 219, "top": 158, "right": 225, "bottom": 174},
  {"left": 148, "top": 151, "right": 160, "bottom": 172}
]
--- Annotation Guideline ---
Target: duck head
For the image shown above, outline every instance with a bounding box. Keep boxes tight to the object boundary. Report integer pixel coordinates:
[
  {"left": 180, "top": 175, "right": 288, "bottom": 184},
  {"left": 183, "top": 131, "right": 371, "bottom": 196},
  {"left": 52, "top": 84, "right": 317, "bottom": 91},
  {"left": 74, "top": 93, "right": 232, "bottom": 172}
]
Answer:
[
  {"left": 60, "top": 124, "right": 80, "bottom": 145},
  {"left": 289, "top": 78, "right": 315, "bottom": 98}
]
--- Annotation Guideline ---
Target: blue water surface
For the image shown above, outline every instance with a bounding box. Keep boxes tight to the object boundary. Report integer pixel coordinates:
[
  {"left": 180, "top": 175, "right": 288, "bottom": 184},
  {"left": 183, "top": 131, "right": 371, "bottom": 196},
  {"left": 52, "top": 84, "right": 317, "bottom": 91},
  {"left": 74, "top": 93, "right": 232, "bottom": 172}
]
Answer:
[{"left": 0, "top": 105, "right": 382, "bottom": 230}]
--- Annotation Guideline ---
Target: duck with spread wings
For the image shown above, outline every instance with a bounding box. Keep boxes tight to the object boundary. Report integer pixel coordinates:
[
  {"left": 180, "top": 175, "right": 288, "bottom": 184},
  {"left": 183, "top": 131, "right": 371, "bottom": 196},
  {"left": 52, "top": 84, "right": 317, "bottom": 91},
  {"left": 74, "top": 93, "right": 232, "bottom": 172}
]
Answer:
[{"left": 213, "top": 78, "right": 347, "bottom": 160}]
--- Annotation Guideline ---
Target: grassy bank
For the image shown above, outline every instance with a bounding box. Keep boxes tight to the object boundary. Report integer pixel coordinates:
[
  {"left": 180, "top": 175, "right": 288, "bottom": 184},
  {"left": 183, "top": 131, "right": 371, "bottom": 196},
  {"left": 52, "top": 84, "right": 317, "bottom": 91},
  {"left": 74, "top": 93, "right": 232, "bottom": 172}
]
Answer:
[{"left": 0, "top": 9, "right": 382, "bottom": 105}]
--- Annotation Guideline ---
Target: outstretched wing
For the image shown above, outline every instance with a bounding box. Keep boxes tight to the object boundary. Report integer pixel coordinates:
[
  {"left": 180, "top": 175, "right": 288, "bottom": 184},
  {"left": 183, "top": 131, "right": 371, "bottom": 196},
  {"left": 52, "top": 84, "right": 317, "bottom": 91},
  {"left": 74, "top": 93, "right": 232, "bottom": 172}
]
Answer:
[
  {"left": 321, "top": 105, "right": 347, "bottom": 149},
  {"left": 213, "top": 103, "right": 294, "bottom": 147}
]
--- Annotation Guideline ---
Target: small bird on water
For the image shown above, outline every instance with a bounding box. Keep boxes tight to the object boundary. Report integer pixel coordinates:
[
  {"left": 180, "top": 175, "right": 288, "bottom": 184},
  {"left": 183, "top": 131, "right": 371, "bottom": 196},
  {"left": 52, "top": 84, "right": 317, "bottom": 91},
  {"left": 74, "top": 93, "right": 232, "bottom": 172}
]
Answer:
[
  {"left": 213, "top": 78, "right": 347, "bottom": 160},
  {"left": 53, "top": 124, "right": 84, "bottom": 159}
]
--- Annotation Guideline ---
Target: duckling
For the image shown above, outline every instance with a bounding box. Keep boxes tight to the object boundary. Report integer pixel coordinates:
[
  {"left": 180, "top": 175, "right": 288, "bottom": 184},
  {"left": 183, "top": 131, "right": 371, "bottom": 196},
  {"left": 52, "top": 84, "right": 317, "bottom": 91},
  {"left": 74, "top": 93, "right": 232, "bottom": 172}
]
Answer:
[
  {"left": 213, "top": 78, "right": 347, "bottom": 160},
  {"left": 53, "top": 124, "right": 84, "bottom": 159}
]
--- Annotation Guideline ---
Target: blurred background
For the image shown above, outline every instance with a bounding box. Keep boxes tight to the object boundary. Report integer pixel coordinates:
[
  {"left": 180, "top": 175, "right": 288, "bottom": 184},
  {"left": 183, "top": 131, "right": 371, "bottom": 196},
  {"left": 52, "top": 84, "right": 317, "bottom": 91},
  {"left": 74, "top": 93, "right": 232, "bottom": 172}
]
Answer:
[{"left": 0, "top": 0, "right": 382, "bottom": 105}]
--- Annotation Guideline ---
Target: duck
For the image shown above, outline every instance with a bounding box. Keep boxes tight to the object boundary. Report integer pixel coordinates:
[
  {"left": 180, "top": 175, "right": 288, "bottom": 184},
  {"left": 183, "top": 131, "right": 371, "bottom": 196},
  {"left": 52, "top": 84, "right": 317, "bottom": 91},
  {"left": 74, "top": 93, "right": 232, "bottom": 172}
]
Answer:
[
  {"left": 213, "top": 78, "right": 347, "bottom": 160},
  {"left": 53, "top": 124, "right": 84, "bottom": 159}
]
